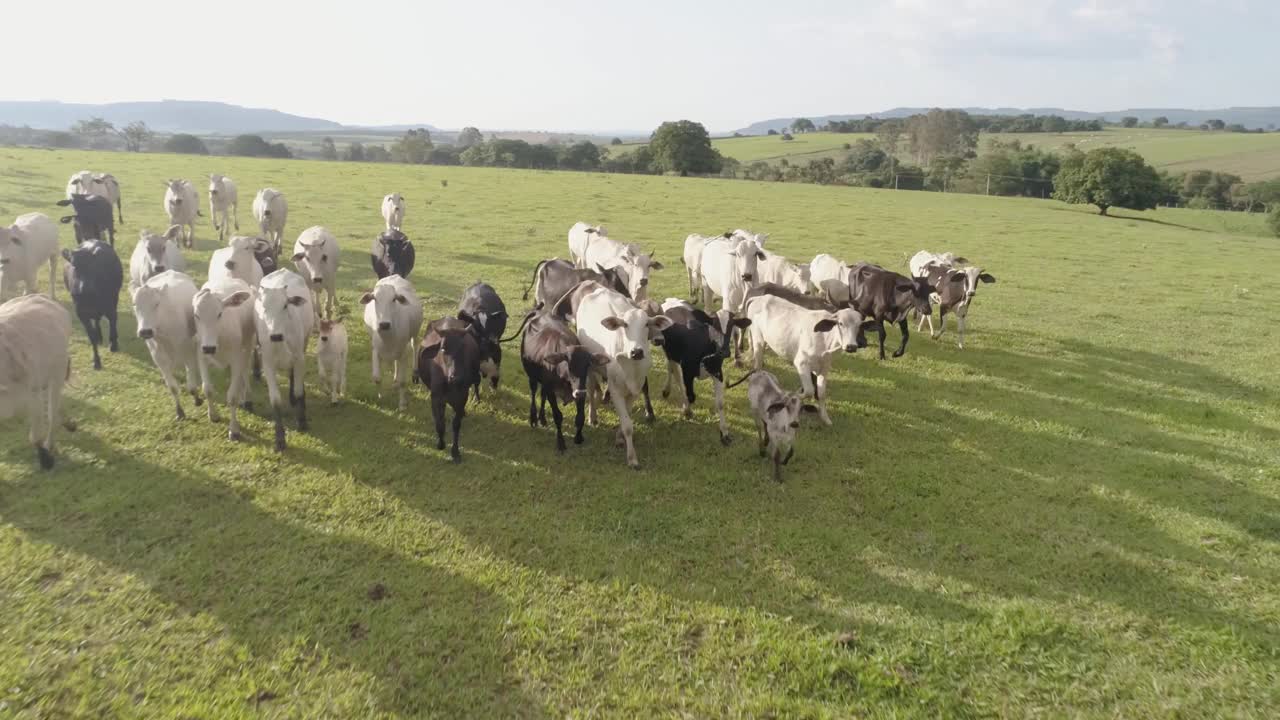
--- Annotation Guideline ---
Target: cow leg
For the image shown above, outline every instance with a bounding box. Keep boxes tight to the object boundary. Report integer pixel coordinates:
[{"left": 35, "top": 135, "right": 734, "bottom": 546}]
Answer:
[
  {"left": 262, "top": 364, "right": 286, "bottom": 451},
  {"left": 370, "top": 346, "right": 382, "bottom": 400},
  {"left": 587, "top": 376, "right": 600, "bottom": 427},
  {"left": 815, "top": 371, "right": 832, "bottom": 426},
  {"left": 714, "top": 376, "right": 730, "bottom": 445},
  {"left": 549, "top": 392, "right": 566, "bottom": 453},
  {"left": 394, "top": 346, "right": 409, "bottom": 412},
  {"left": 78, "top": 310, "right": 102, "bottom": 370},
  {"left": 292, "top": 359, "right": 308, "bottom": 431},
  {"left": 538, "top": 386, "right": 548, "bottom": 426},
  {"left": 432, "top": 393, "right": 447, "bottom": 450},
  {"left": 338, "top": 352, "right": 347, "bottom": 398},
  {"left": 233, "top": 205, "right": 239, "bottom": 231},
  {"left": 662, "top": 361, "right": 678, "bottom": 399},
  {"left": 681, "top": 365, "right": 696, "bottom": 420},
  {"left": 876, "top": 322, "right": 888, "bottom": 360},
  {"left": 527, "top": 376, "right": 539, "bottom": 427},
  {"left": 956, "top": 306, "right": 968, "bottom": 349},
  {"left": 733, "top": 326, "right": 747, "bottom": 368},
  {"left": 893, "top": 319, "right": 909, "bottom": 358},
  {"left": 106, "top": 305, "right": 119, "bottom": 353},
  {"left": 772, "top": 449, "right": 784, "bottom": 482},
  {"left": 934, "top": 307, "right": 947, "bottom": 339},
  {"left": 47, "top": 256, "right": 57, "bottom": 300},
  {"left": 449, "top": 394, "right": 465, "bottom": 462},
  {"left": 642, "top": 379, "right": 655, "bottom": 422},
  {"left": 916, "top": 309, "right": 926, "bottom": 332},
  {"left": 611, "top": 392, "right": 639, "bottom": 469},
  {"left": 750, "top": 326, "right": 765, "bottom": 370},
  {"left": 796, "top": 359, "right": 819, "bottom": 411},
  {"left": 27, "top": 388, "right": 52, "bottom": 469},
  {"left": 186, "top": 356, "right": 203, "bottom": 407},
  {"left": 756, "top": 418, "right": 767, "bottom": 457},
  {"left": 150, "top": 345, "right": 185, "bottom": 421},
  {"left": 573, "top": 390, "right": 587, "bottom": 444},
  {"left": 199, "top": 355, "right": 221, "bottom": 424},
  {"left": 326, "top": 286, "right": 336, "bottom": 321}
]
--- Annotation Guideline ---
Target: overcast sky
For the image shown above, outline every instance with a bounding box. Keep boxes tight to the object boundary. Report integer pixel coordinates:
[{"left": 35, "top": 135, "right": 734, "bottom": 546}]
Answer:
[{"left": 8, "top": 0, "right": 1273, "bottom": 132}]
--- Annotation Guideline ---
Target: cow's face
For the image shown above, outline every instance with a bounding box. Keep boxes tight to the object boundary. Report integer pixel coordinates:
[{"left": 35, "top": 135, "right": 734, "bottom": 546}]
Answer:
[
  {"left": 130, "top": 285, "right": 166, "bottom": 341},
  {"left": 166, "top": 180, "right": 187, "bottom": 208},
  {"left": 961, "top": 266, "right": 995, "bottom": 300},
  {"left": 0, "top": 225, "right": 22, "bottom": 268},
  {"left": 764, "top": 392, "right": 803, "bottom": 452},
  {"left": 208, "top": 175, "right": 225, "bottom": 197},
  {"left": 420, "top": 327, "right": 471, "bottom": 384},
  {"left": 318, "top": 318, "right": 342, "bottom": 346},
  {"left": 384, "top": 193, "right": 404, "bottom": 211},
  {"left": 292, "top": 239, "right": 329, "bottom": 285},
  {"left": 141, "top": 229, "right": 178, "bottom": 276},
  {"left": 379, "top": 229, "right": 409, "bottom": 249},
  {"left": 814, "top": 307, "right": 865, "bottom": 354},
  {"left": 547, "top": 345, "right": 609, "bottom": 401},
  {"left": 624, "top": 251, "right": 663, "bottom": 300},
  {"left": 59, "top": 242, "right": 111, "bottom": 292},
  {"left": 600, "top": 309, "right": 672, "bottom": 361},
  {"left": 193, "top": 287, "right": 250, "bottom": 354},
  {"left": 731, "top": 239, "right": 766, "bottom": 284},
  {"left": 360, "top": 282, "right": 409, "bottom": 334},
  {"left": 257, "top": 286, "right": 307, "bottom": 342}
]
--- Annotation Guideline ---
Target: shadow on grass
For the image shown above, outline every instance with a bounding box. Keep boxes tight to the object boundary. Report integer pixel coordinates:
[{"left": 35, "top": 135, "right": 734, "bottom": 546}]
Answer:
[{"left": 1046, "top": 205, "right": 1211, "bottom": 233}]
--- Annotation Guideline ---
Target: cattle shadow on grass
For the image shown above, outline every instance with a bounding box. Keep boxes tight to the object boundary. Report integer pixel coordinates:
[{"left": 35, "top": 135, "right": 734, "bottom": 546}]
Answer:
[{"left": 0, "top": 432, "right": 545, "bottom": 718}]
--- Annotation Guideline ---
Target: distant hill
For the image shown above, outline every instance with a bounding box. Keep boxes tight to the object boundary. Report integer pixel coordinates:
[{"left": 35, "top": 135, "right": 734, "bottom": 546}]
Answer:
[
  {"left": 736, "top": 107, "right": 1280, "bottom": 135},
  {"left": 0, "top": 100, "right": 346, "bottom": 134}
]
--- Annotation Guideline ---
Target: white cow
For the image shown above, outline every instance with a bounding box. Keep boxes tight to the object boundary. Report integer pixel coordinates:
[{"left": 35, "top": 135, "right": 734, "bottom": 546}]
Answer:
[
  {"left": 681, "top": 233, "right": 716, "bottom": 299},
  {"left": 192, "top": 277, "right": 256, "bottom": 440},
  {"left": 910, "top": 251, "right": 996, "bottom": 348},
  {"left": 291, "top": 226, "right": 339, "bottom": 319},
  {"left": 0, "top": 213, "right": 59, "bottom": 300},
  {"left": 575, "top": 285, "right": 672, "bottom": 468},
  {"left": 381, "top": 193, "right": 405, "bottom": 231},
  {"left": 131, "top": 270, "right": 201, "bottom": 420},
  {"left": 208, "top": 175, "right": 239, "bottom": 243},
  {"left": 67, "top": 171, "right": 123, "bottom": 224},
  {"left": 163, "top": 179, "right": 199, "bottom": 248},
  {"left": 208, "top": 235, "right": 271, "bottom": 287},
  {"left": 129, "top": 226, "right": 185, "bottom": 293},
  {"left": 255, "top": 269, "right": 314, "bottom": 452},
  {"left": 253, "top": 189, "right": 288, "bottom": 255},
  {"left": 909, "top": 250, "right": 959, "bottom": 279},
  {"left": 747, "top": 370, "right": 803, "bottom": 482},
  {"left": 744, "top": 293, "right": 864, "bottom": 426},
  {"left": 699, "top": 236, "right": 765, "bottom": 365},
  {"left": 731, "top": 228, "right": 769, "bottom": 247},
  {"left": 809, "top": 253, "right": 858, "bottom": 305},
  {"left": 316, "top": 318, "right": 348, "bottom": 405},
  {"left": 758, "top": 249, "right": 811, "bottom": 294},
  {"left": 0, "top": 294, "right": 72, "bottom": 469},
  {"left": 583, "top": 235, "right": 664, "bottom": 301},
  {"left": 567, "top": 222, "right": 607, "bottom": 268},
  {"left": 360, "top": 274, "right": 423, "bottom": 411}
]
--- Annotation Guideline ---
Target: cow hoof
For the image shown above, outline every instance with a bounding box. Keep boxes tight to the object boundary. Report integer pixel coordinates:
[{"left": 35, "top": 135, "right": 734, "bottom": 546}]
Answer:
[
  {"left": 93, "top": 359, "right": 102, "bottom": 371},
  {"left": 62, "top": 419, "right": 77, "bottom": 432},
  {"left": 528, "top": 416, "right": 538, "bottom": 428},
  {"left": 242, "top": 401, "right": 254, "bottom": 412},
  {"left": 174, "top": 409, "right": 185, "bottom": 421},
  {"left": 229, "top": 430, "right": 241, "bottom": 442},
  {"left": 556, "top": 439, "right": 567, "bottom": 453},
  {"left": 574, "top": 434, "right": 584, "bottom": 445},
  {"left": 720, "top": 434, "right": 732, "bottom": 447},
  {"left": 450, "top": 451, "right": 462, "bottom": 464},
  {"left": 37, "top": 446, "right": 55, "bottom": 470},
  {"left": 109, "top": 342, "right": 119, "bottom": 353},
  {"left": 661, "top": 387, "right": 671, "bottom": 399},
  {"left": 298, "top": 419, "right": 309, "bottom": 432},
  {"left": 193, "top": 395, "right": 204, "bottom": 407},
  {"left": 892, "top": 350, "right": 905, "bottom": 359},
  {"left": 274, "top": 440, "right": 286, "bottom": 453},
  {"left": 436, "top": 439, "right": 445, "bottom": 451},
  {"left": 644, "top": 412, "right": 655, "bottom": 423},
  {"left": 628, "top": 461, "right": 641, "bottom": 471},
  {"left": 682, "top": 408, "right": 693, "bottom": 420}
]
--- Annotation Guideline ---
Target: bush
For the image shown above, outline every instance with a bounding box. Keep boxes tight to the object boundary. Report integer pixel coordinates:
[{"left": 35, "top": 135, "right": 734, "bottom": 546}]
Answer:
[
  {"left": 1269, "top": 206, "right": 1280, "bottom": 237},
  {"left": 1053, "top": 147, "right": 1163, "bottom": 215},
  {"left": 227, "top": 134, "right": 291, "bottom": 158},
  {"left": 163, "top": 134, "right": 208, "bottom": 155}
]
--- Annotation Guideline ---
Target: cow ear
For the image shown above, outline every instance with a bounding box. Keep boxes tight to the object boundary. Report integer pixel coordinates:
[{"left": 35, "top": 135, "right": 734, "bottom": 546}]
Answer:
[
  {"left": 224, "top": 291, "right": 251, "bottom": 308},
  {"left": 953, "top": 256, "right": 969, "bottom": 265},
  {"left": 224, "top": 260, "right": 236, "bottom": 270},
  {"left": 55, "top": 198, "right": 72, "bottom": 207},
  {"left": 592, "top": 353, "right": 612, "bottom": 367},
  {"left": 164, "top": 225, "right": 183, "bottom": 241},
  {"left": 813, "top": 318, "right": 837, "bottom": 333},
  {"left": 595, "top": 263, "right": 608, "bottom": 274},
  {"left": 61, "top": 248, "right": 73, "bottom": 262},
  {"left": 648, "top": 315, "right": 674, "bottom": 331},
  {"left": 732, "top": 317, "right": 753, "bottom": 329},
  {"left": 650, "top": 260, "right": 664, "bottom": 270},
  {"left": 59, "top": 215, "right": 75, "bottom": 224},
  {"left": 950, "top": 272, "right": 965, "bottom": 282},
  {"left": 359, "top": 292, "right": 375, "bottom": 305},
  {"left": 691, "top": 309, "right": 713, "bottom": 325},
  {"left": 457, "top": 309, "right": 475, "bottom": 325},
  {"left": 756, "top": 251, "right": 766, "bottom": 261},
  {"left": 419, "top": 342, "right": 441, "bottom": 360},
  {"left": 394, "top": 294, "right": 409, "bottom": 305},
  {"left": 287, "top": 296, "right": 307, "bottom": 307},
  {"left": 291, "top": 252, "right": 305, "bottom": 262},
  {"left": 766, "top": 402, "right": 788, "bottom": 417},
  {"left": 544, "top": 352, "right": 567, "bottom": 366},
  {"left": 600, "top": 316, "right": 627, "bottom": 330},
  {"left": 979, "top": 273, "right": 995, "bottom": 283}
]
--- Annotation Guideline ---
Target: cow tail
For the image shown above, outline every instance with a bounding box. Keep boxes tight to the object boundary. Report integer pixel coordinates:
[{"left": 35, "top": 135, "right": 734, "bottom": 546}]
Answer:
[
  {"left": 724, "top": 369, "right": 757, "bottom": 390},
  {"left": 523, "top": 260, "right": 547, "bottom": 301},
  {"left": 499, "top": 310, "right": 536, "bottom": 344}
]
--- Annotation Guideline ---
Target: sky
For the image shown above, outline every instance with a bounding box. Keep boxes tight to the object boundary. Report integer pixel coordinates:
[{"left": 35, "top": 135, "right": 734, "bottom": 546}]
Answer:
[{"left": 8, "top": 0, "right": 1275, "bottom": 132}]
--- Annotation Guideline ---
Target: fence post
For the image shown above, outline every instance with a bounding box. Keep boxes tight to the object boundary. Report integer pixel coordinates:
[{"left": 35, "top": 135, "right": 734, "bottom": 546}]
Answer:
[
  {"left": 894, "top": 174, "right": 899, "bottom": 190},
  {"left": 986, "top": 174, "right": 991, "bottom": 195}
]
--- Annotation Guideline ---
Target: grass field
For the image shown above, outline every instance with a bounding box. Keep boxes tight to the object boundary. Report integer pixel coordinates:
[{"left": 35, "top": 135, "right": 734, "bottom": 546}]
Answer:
[
  {"left": 2, "top": 148, "right": 1280, "bottom": 718},
  {"left": 707, "top": 128, "right": 1280, "bottom": 180}
]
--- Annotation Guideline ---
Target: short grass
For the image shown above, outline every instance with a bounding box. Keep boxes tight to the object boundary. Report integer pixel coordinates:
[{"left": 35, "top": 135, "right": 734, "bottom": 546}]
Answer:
[{"left": 2, "top": 148, "right": 1280, "bottom": 718}]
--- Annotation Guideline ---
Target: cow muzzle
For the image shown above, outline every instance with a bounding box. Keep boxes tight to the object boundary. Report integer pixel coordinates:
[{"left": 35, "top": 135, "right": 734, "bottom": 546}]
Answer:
[
  {"left": 312, "top": 277, "right": 323, "bottom": 285},
  {"left": 629, "top": 348, "right": 645, "bottom": 360},
  {"left": 742, "top": 274, "right": 753, "bottom": 282},
  {"left": 0, "top": 258, "right": 10, "bottom": 266},
  {"left": 639, "top": 278, "right": 649, "bottom": 287},
  {"left": 966, "top": 291, "right": 976, "bottom": 299},
  {"left": 154, "top": 265, "right": 166, "bottom": 273},
  {"left": 320, "top": 336, "right": 329, "bottom": 343},
  {"left": 269, "top": 333, "right": 285, "bottom": 343},
  {"left": 844, "top": 344, "right": 857, "bottom": 353},
  {"left": 138, "top": 328, "right": 155, "bottom": 340},
  {"left": 377, "top": 321, "right": 391, "bottom": 332},
  {"left": 202, "top": 345, "right": 217, "bottom": 355}
]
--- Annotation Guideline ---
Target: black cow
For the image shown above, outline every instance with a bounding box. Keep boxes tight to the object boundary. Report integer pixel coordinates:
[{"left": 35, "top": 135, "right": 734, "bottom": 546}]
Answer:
[
  {"left": 61, "top": 239, "right": 123, "bottom": 370},
  {"left": 457, "top": 282, "right": 507, "bottom": 398},
  {"left": 416, "top": 317, "right": 480, "bottom": 463},
  {"left": 56, "top": 194, "right": 116, "bottom": 246},
  {"left": 370, "top": 229, "right": 415, "bottom": 280},
  {"left": 658, "top": 301, "right": 752, "bottom": 445},
  {"left": 917, "top": 261, "right": 996, "bottom": 350},
  {"left": 522, "top": 258, "right": 629, "bottom": 311},
  {"left": 849, "top": 263, "right": 932, "bottom": 359},
  {"left": 515, "top": 310, "right": 610, "bottom": 451}
]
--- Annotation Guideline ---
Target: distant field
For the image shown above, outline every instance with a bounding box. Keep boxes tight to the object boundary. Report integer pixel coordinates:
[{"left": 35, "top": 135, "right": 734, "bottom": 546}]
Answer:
[
  {"left": 706, "top": 128, "right": 1280, "bottom": 180},
  {"left": 2, "top": 148, "right": 1280, "bottom": 717}
]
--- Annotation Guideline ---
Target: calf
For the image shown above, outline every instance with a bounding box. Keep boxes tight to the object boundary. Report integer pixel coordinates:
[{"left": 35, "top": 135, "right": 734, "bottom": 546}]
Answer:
[
  {"left": 370, "top": 229, "right": 415, "bottom": 280},
  {"left": 417, "top": 317, "right": 481, "bottom": 462},
  {"left": 699, "top": 234, "right": 765, "bottom": 365},
  {"left": 0, "top": 212, "right": 59, "bottom": 299},
  {"left": 0, "top": 294, "right": 73, "bottom": 469},
  {"left": 61, "top": 239, "right": 123, "bottom": 370},
  {"left": 567, "top": 221, "right": 606, "bottom": 268},
  {"left": 382, "top": 192, "right": 405, "bottom": 231},
  {"left": 208, "top": 175, "right": 240, "bottom": 243},
  {"left": 516, "top": 310, "right": 610, "bottom": 451},
  {"left": 744, "top": 293, "right": 864, "bottom": 426},
  {"left": 758, "top": 249, "right": 810, "bottom": 294},
  {"left": 192, "top": 277, "right": 255, "bottom": 440},
  {"left": 747, "top": 370, "right": 803, "bottom": 482},
  {"left": 523, "top": 258, "right": 628, "bottom": 312},
  {"left": 575, "top": 285, "right": 673, "bottom": 468},
  {"left": 163, "top": 179, "right": 199, "bottom": 248},
  {"left": 253, "top": 188, "right": 288, "bottom": 255},
  {"left": 848, "top": 263, "right": 932, "bottom": 359},
  {"left": 457, "top": 282, "right": 507, "bottom": 397},
  {"left": 316, "top": 318, "right": 348, "bottom": 405},
  {"left": 209, "top": 235, "right": 272, "bottom": 287},
  {"left": 582, "top": 235, "right": 663, "bottom": 301},
  {"left": 291, "top": 226, "right": 339, "bottom": 319},
  {"left": 361, "top": 274, "right": 423, "bottom": 411},
  {"left": 658, "top": 298, "right": 751, "bottom": 445},
  {"left": 129, "top": 226, "right": 185, "bottom": 292},
  {"left": 132, "top": 271, "right": 201, "bottom": 420},
  {"left": 912, "top": 252, "right": 996, "bottom": 349},
  {"left": 56, "top": 194, "right": 116, "bottom": 246},
  {"left": 254, "top": 269, "right": 314, "bottom": 452}
]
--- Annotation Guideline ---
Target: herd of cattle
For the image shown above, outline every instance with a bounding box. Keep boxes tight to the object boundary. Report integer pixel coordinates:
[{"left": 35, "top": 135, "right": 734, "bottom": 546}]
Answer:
[{"left": 0, "top": 171, "right": 996, "bottom": 478}]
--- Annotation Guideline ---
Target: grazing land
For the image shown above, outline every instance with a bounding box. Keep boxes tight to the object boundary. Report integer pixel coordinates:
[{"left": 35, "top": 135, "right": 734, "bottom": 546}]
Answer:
[{"left": 1, "top": 148, "right": 1279, "bottom": 718}]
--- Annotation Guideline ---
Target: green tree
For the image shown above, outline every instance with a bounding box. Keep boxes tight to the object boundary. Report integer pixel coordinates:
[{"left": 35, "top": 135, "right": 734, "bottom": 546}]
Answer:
[
  {"left": 1053, "top": 147, "right": 1163, "bottom": 216},
  {"left": 72, "top": 116, "right": 115, "bottom": 148},
  {"left": 344, "top": 142, "right": 365, "bottom": 161},
  {"left": 1152, "top": 116, "right": 1170, "bottom": 128},
  {"left": 456, "top": 127, "right": 483, "bottom": 149},
  {"left": 1039, "top": 115, "right": 1068, "bottom": 133},
  {"left": 1121, "top": 116, "right": 1139, "bottom": 128},
  {"left": 119, "top": 121, "right": 153, "bottom": 152},
  {"left": 364, "top": 145, "right": 391, "bottom": 162},
  {"left": 610, "top": 137, "right": 623, "bottom": 146},
  {"left": 791, "top": 118, "right": 816, "bottom": 133},
  {"left": 648, "top": 120, "right": 723, "bottom": 176},
  {"left": 1207, "top": 119, "right": 1226, "bottom": 131},
  {"left": 766, "top": 129, "right": 779, "bottom": 136},
  {"left": 163, "top": 134, "right": 208, "bottom": 154},
  {"left": 558, "top": 141, "right": 602, "bottom": 171},
  {"left": 390, "top": 128, "right": 432, "bottom": 163},
  {"left": 1269, "top": 206, "right": 1280, "bottom": 237},
  {"left": 228, "top": 134, "right": 276, "bottom": 157},
  {"left": 320, "top": 137, "right": 338, "bottom": 160},
  {"left": 905, "top": 109, "right": 977, "bottom": 165}
]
